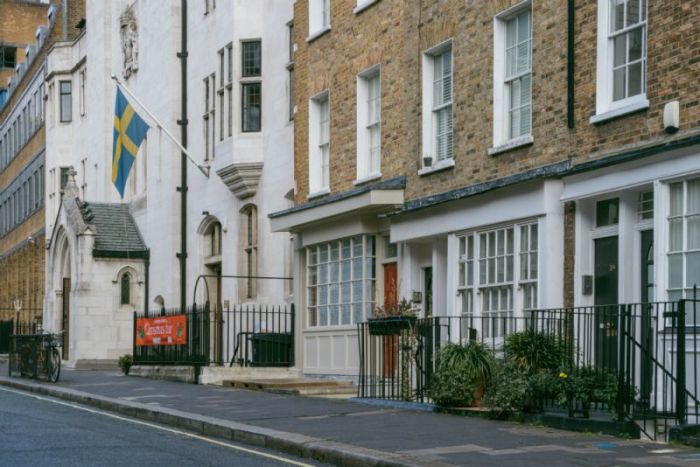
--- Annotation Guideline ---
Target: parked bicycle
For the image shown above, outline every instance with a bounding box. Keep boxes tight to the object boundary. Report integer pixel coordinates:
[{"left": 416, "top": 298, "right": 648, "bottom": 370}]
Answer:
[{"left": 15, "top": 332, "right": 63, "bottom": 383}]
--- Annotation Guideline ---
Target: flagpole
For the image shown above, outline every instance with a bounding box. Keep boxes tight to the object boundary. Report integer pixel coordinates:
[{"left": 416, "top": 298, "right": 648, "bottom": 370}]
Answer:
[{"left": 110, "top": 74, "right": 210, "bottom": 178}]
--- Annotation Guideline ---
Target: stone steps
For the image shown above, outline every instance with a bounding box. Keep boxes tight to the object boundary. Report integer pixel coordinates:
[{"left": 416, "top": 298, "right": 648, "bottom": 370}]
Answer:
[{"left": 223, "top": 377, "right": 356, "bottom": 398}]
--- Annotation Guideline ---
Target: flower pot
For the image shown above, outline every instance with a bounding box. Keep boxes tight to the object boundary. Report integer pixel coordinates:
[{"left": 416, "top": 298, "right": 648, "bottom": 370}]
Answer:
[
  {"left": 423, "top": 156, "right": 433, "bottom": 167},
  {"left": 367, "top": 316, "right": 417, "bottom": 336}
]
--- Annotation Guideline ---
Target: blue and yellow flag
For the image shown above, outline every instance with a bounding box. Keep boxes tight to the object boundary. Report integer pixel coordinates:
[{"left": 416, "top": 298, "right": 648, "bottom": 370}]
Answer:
[{"left": 112, "top": 87, "right": 150, "bottom": 198}]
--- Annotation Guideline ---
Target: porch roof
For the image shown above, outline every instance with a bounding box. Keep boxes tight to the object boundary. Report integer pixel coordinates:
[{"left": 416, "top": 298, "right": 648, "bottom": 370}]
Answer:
[
  {"left": 269, "top": 176, "right": 406, "bottom": 232},
  {"left": 78, "top": 201, "right": 149, "bottom": 259}
]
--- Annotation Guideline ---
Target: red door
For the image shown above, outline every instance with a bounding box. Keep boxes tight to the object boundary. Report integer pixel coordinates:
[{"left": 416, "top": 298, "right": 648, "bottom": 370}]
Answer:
[{"left": 383, "top": 262, "right": 398, "bottom": 377}]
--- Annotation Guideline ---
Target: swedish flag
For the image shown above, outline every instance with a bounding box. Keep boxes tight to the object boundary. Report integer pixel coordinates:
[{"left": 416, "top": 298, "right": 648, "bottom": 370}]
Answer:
[{"left": 112, "top": 88, "right": 150, "bottom": 198}]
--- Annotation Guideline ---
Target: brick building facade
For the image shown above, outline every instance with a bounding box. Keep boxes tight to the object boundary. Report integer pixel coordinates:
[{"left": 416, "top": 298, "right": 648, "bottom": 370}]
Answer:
[
  {"left": 272, "top": 0, "right": 700, "bottom": 378},
  {"left": 0, "top": 0, "right": 85, "bottom": 325}
]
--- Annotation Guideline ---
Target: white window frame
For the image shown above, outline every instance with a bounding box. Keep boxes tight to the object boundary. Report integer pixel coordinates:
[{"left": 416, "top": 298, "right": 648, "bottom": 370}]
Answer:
[
  {"left": 591, "top": 0, "right": 648, "bottom": 124},
  {"left": 492, "top": 1, "right": 533, "bottom": 152},
  {"left": 666, "top": 178, "right": 700, "bottom": 307},
  {"left": 308, "top": 90, "right": 330, "bottom": 196},
  {"left": 355, "top": 65, "right": 381, "bottom": 184},
  {"left": 457, "top": 219, "right": 540, "bottom": 339},
  {"left": 308, "top": 0, "right": 331, "bottom": 39},
  {"left": 306, "top": 235, "right": 376, "bottom": 328},
  {"left": 420, "top": 39, "right": 454, "bottom": 175}
]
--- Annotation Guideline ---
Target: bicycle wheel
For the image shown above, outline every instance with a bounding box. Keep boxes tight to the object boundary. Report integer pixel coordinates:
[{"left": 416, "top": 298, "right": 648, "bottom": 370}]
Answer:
[{"left": 47, "top": 348, "right": 61, "bottom": 383}]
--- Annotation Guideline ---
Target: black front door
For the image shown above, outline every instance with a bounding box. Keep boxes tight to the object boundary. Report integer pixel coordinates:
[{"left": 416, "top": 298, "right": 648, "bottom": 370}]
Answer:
[
  {"left": 423, "top": 267, "right": 433, "bottom": 318},
  {"left": 594, "top": 236, "right": 619, "bottom": 370},
  {"left": 640, "top": 230, "right": 654, "bottom": 405}
]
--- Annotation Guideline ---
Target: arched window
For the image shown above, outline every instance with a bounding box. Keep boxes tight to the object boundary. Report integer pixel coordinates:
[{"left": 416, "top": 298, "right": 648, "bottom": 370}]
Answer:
[
  {"left": 120, "top": 272, "right": 131, "bottom": 305},
  {"left": 240, "top": 205, "right": 257, "bottom": 299},
  {"left": 205, "top": 221, "right": 222, "bottom": 258}
]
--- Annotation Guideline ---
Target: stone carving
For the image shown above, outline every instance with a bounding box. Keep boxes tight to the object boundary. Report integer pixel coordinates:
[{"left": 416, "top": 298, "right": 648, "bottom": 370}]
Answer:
[{"left": 120, "top": 6, "right": 139, "bottom": 79}]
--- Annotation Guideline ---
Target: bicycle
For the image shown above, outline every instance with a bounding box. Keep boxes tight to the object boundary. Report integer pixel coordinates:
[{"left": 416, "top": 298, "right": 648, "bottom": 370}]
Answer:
[{"left": 16, "top": 332, "right": 62, "bottom": 383}]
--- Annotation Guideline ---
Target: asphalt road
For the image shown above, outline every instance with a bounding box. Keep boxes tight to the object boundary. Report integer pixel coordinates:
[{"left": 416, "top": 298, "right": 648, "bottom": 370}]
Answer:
[{"left": 0, "top": 386, "right": 324, "bottom": 467}]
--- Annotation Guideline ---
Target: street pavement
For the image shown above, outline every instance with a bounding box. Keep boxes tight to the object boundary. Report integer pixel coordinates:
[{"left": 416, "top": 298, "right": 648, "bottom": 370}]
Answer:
[
  {"left": 1, "top": 362, "right": 700, "bottom": 466},
  {"left": 0, "top": 384, "right": 326, "bottom": 467}
]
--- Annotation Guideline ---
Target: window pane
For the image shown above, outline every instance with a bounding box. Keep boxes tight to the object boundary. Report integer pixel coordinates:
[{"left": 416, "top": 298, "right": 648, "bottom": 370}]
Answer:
[
  {"left": 688, "top": 179, "right": 700, "bottom": 214},
  {"left": 688, "top": 216, "right": 700, "bottom": 250},
  {"left": 670, "top": 183, "right": 684, "bottom": 216},
  {"left": 613, "top": 67, "right": 626, "bottom": 101},
  {"left": 687, "top": 252, "right": 700, "bottom": 289},
  {"left": 669, "top": 218, "right": 683, "bottom": 251},
  {"left": 628, "top": 28, "right": 643, "bottom": 62},
  {"left": 613, "top": 34, "right": 627, "bottom": 67},
  {"left": 596, "top": 198, "right": 619, "bottom": 227},
  {"left": 242, "top": 41, "right": 261, "bottom": 77},
  {"left": 669, "top": 254, "right": 683, "bottom": 288},
  {"left": 242, "top": 83, "right": 261, "bottom": 132},
  {"left": 628, "top": 62, "right": 642, "bottom": 96},
  {"left": 627, "top": 0, "right": 641, "bottom": 26},
  {"left": 613, "top": 0, "right": 625, "bottom": 32}
]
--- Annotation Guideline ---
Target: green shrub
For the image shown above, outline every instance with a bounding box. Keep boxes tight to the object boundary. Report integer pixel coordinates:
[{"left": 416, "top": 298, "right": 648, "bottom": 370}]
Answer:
[
  {"left": 429, "top": 342, "right": 494, "bottom": 407},
  {"left": 560, "top": 366, "right": 627, "bottom": 419},
  {"left": 483, "top": 361, "right": 529, "bottom": 417},
  {"left": 504, "top": 330, "right": 567, "bottom": 373},
  {"left": 118, "top": 354, "right": 133, "bottom": 375}
]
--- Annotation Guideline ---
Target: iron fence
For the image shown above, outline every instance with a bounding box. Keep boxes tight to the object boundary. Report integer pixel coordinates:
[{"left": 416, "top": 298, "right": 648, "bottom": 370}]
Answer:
[
  {"left": 358, "top": 300, "right": 700, "bottom": 440},
  {"left": 8, "top": 331, "right": 62, "bottom": 381},
  {"left": 132, "top": 303, "right": 294, "bottom": 368}
]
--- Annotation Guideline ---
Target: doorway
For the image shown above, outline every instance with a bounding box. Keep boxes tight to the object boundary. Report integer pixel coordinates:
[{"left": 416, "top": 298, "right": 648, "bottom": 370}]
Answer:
[
  {"left": 640, "top": 229, "right": 654, "bottom": 405},
  {"left": 423, "top": 267, "right": 433, "bottom": 318},
  {"left": 62, "top": 277, "right": 71, "bottom": 360},
  {"left": 382, "top": 261, "right": 398, "bottom": 377},
  {"left": 594, "top": 236, "right": 619, "bottom": 370}
]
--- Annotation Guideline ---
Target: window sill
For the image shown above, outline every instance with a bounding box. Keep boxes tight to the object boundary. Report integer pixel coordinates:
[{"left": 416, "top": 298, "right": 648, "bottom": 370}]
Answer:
[
  {"left": 590, "top": 98, "right": 649, "bottom": 125},
  {"left": 418, "top": 158, "right": 455, "bottom": 176},
  {"left": 353, "top": 173, "right": 382, "bottom": 186},
  {"left": 306, "top": 26, "right": 331, "bottom": 44},
  {"left": 353, "top": 0, "right": 380, "bottom": 14},
  {"left": 488, "top": 135, "right": 534, "bottom": 156},
  {"left": 307, "top": 188, "right": 330, "bottom": 200}
]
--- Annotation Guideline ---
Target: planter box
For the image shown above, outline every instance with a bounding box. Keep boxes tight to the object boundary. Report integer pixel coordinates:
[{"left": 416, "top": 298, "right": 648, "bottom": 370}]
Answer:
[{"left": 367, "top": 316, "right": 417, "bottom": 336}]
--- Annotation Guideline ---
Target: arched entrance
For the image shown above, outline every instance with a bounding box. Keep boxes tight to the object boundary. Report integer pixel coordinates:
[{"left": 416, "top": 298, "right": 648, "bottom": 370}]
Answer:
[
  {"left": 55, "top": 231, "right": 72, "bottom": 361},
  {"left": 199, "top": 216, "right": 223, "bottom": 361}
]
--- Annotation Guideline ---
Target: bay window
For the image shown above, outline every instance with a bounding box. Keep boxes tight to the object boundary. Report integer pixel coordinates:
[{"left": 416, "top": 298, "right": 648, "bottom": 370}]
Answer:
[{"left": 306, "top": 236, "right": 375, "bottom": 327}]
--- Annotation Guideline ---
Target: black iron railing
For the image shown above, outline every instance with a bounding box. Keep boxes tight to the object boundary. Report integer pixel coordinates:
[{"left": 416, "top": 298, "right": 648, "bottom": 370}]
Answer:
[
  {"left": 133, "top": 303, "right": 294, "bottom": 368},
  {"left": 8, "top": 331, "right": 63, "bottom": 381},
  {"left": 358, "top": 301, "right": 700, "bottom": 440}
]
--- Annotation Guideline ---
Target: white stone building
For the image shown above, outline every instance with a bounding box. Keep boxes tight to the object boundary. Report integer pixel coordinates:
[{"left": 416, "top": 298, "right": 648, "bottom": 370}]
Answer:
[{"left": 43, "top": 0, "right": 294, "bottom": 367}]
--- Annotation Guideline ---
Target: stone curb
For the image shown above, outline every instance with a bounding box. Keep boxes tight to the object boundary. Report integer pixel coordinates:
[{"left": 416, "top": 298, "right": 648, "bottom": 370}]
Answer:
[{"left": 0, "top": 376, "right": 443, "bottom": 467}]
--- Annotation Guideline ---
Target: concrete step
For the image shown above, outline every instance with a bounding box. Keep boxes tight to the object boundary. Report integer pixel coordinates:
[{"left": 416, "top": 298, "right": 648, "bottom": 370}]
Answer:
[
  {"left": 267, "top": 386, "right": 358, "bottom": 396},
  {"left": 223, "top": 378, "right": 353, "bottom": 391},
  {"left": 222, "top": 377, "right": 356, "bottom": 398}
]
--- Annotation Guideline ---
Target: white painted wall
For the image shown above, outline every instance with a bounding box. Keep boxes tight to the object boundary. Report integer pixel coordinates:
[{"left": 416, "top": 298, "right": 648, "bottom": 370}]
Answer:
[{"left": 44, "top": 0, "right": 295, "bottom": 363}]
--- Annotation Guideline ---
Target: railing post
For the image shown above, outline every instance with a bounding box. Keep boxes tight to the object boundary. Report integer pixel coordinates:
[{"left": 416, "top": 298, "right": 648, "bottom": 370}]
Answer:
[
  {"left": 676, "top": 299, "right": 687, "bottom": 425},
  {"left": 290, "top": 303, "right": 296, "bottom": 368},
  {"left": 132, "top": 311, "right": 137, "bottom": 362}
]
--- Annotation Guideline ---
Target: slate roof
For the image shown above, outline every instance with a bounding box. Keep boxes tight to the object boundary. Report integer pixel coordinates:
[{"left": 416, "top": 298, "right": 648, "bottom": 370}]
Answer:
[{"left": 78, "top": 201, "right": 149, "bottom": 259}]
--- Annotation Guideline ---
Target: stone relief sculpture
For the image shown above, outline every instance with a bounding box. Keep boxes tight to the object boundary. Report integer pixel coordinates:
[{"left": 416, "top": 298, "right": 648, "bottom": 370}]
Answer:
[{"left": 120, "top": 6, "right": 138, "bottom": 79}]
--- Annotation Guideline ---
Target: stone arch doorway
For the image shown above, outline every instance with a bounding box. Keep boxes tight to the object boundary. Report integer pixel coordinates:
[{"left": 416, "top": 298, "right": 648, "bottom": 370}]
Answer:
[
  {"left": 54, "top": 230, "right": 72, "bottom": 361},
  {"left": 198, "top": 216, "right": 223, "bottom": 361}
]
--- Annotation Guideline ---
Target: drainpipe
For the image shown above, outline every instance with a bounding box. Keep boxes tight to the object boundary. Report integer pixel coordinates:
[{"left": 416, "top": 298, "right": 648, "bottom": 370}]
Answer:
[
  {"left": 144, "top": 250, "right": 150, "bottom": 317},
  {"left": 567, "top": 0, "right": 575, "bottom": 129},
  {"left": 177, "top": 0, "right": 189, "bottom": 312}
]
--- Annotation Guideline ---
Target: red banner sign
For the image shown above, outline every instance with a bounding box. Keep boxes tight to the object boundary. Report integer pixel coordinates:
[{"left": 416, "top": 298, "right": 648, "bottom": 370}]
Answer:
[{"left": 135, "top": 315, "right": 187, "bottom": 346}]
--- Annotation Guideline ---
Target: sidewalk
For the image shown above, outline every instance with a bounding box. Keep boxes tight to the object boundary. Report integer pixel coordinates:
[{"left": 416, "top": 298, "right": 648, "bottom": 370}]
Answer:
[{"left": 1, "top": 364, "right": 699, "bottom": 466}]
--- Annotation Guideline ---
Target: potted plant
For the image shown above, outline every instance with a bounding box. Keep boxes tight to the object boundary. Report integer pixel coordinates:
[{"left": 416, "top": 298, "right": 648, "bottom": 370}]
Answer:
[
  {"left": 367, "top": 298, "right": 417, "bottom": 336},
  {"left": 423, "top": 155, "right": 433, "bottom": 167},
  {"left": 430, "top": 342, "right": 495, "bottom": 407}
]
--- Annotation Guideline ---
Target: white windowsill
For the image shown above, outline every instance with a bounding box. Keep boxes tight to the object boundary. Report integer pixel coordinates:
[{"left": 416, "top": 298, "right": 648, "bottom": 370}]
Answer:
[
  {"left": 306, "top": 26, "right": 331, "bottom": 43},
  {"left": 353, "top": 0, "right": 380, "bottom": 14},
  {"left": 307, "top": 187, "right": 331, "bottom": 200},
  {"left": 418, "top": 158, "right": 455, "bottom": 176},
  {"left": 353, "top": 173, "right": 382, "bottom": 186},
  {"left": 590, "top": 97, "right": 649, "bottom": 125},
  {"left": 488, "top": 134, "right": 534, "bottom": 156}
]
